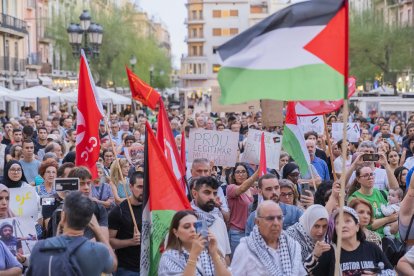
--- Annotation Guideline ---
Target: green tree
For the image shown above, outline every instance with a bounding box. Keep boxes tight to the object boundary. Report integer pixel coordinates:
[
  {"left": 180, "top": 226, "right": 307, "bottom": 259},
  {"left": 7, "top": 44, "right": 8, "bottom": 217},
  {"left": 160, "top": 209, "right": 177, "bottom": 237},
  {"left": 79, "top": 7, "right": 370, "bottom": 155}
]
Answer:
[
  {"left": 47, "top": 4, "right": 172, "bottom": 89},
  {"left": 350, "top": 11, "right": 414, "bottom": 90}
]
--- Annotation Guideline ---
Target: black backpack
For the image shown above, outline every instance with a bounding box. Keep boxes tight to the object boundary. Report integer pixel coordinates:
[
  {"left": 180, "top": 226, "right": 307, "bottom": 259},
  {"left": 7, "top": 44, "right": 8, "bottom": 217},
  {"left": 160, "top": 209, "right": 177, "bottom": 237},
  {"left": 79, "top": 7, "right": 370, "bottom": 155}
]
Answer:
[{"left": 26, "top": 236, "right": 88, "bottom": 276}]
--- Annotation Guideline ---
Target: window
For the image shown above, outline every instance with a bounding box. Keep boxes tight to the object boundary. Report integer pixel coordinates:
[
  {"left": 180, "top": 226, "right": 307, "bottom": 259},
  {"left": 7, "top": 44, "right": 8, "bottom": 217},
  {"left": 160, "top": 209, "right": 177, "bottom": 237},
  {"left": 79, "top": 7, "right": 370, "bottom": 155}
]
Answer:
[
  {"left": 213, "top": 64, "right": 221, "bottom": 73},
  {"left": 230, "top": 28, "right": 239, "bottom": 35},
  {"left": 213, "top": 28, "right": 221, "bottom": 36},
  {"left": 213, "top": 10, "right": 221, "bottom": 18},
  {"left": 191, "top": 10, "right": 197, "bottom": 19},
  {"left": 212, "top": 46, "right": 218, "bottom": 54},
  {"left": 230, "top": 10, "right": 238, "bottom": 16},
  {"left": 192, "top": 46, "right": 197, "bottom": 56},
  {"left": 192, "top": 28, "right": 197, "bottom": 38},
  {"left": 199, "top": 46, "right": 203, "bottom": 56}
]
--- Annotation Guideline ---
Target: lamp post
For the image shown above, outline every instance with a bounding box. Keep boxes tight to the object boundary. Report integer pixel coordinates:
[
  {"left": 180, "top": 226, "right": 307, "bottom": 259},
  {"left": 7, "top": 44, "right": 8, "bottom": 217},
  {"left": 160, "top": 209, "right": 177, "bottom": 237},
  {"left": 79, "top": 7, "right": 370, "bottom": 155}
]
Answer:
[
  {"left": 67, "top": 10, "right": 103, "bottom": 59},
  {"left": 129, "top": 55, "right": 137, "bottom": 72},
  {"left": 149, "top": 64, "right": 154, "bottom": 87}
]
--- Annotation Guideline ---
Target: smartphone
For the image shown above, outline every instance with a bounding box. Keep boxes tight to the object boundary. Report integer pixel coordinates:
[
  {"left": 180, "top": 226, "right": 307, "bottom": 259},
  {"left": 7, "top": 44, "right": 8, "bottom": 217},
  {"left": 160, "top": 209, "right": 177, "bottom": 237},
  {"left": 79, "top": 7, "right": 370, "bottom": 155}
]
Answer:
[
  {"left": 41, "top": 197, "right": 55, "bottom": 206},
  {"left": 362, "top": 153, "right": 380, "bottom": 162},
  {"left": 382, "top": 133, "right": 390, "bottom": 139},
  {"left": 54, "top": 178, "right": 80, "bottom": 192},
  {"left": 300, "top": 182, "right": 310, "bottom": 196},
  {"left": 194, "top": 220, "right": 209, "bottom": 247}
]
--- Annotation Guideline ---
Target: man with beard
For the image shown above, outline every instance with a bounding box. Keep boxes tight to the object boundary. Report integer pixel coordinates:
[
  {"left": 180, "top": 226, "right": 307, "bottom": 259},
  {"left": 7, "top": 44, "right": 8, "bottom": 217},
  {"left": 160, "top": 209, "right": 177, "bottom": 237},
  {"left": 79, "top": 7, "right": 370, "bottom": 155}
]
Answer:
[
  {"left": 191, "top": 176, "right": 231, "bottom": 262},
  {"left": 108, "top": 171, "right": 143, "bottom": 275},
  {"left": 0, "top": 222, "right": 22, "bottom": 256},
  {"left": 245, "top": 174, "right": 303, "bottom": 236}
]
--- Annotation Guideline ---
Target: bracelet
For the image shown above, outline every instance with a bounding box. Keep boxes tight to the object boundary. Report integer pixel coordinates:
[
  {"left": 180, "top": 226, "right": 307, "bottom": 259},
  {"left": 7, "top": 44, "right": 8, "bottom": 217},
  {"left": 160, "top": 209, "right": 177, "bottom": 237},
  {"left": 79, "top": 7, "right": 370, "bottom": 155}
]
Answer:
[{"left": 187, "top": 259, "right": 197, "bottom": 266}]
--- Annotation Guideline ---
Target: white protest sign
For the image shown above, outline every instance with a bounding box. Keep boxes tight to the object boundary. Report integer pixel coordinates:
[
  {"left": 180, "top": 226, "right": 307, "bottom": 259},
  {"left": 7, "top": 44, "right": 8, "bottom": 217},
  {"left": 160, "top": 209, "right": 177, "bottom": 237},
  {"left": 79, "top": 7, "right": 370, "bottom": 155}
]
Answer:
[
  {"left": 0, "top": 217, "right": 38, "bottom": 255},
  {"left": 297, "top": 115, "right": 324, "bottom": 135},
  {"left": 188, "top": 129, "right": 239, "bottom": 167},
  {"left": 332, "top": 123, "right": 361, "bottom": 143},
  {"left": 241, "top": 129, "right": 282, "bottom": 169},
  {"left": 9, "top": 187, "right": 38, "bottom": 220}
]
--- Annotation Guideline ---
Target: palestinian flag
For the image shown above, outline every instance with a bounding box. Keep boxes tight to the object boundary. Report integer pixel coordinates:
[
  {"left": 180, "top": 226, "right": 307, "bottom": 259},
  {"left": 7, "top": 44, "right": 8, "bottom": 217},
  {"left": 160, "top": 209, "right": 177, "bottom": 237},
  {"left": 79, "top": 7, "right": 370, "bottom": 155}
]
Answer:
[
  {"left": 282, "top": 102, "right": 310, "bottom": 175},
  {"left": 217, "top": 0, "right": 348, "bottom": 105},
  {"left": 140, "top": 121, "right": 191, "bottom": 276}
]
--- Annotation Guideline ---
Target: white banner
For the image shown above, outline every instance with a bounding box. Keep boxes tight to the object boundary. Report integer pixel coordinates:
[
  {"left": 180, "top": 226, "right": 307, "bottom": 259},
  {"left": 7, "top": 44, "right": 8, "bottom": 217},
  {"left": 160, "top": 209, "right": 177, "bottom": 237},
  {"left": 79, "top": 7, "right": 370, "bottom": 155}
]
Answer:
[
  {"left": 188, "top": 129, "right": 239, "bottom": 167},
  {"left": 332, "top": 123, "right": 361, "bottom": 143},
  {"left": 241, "top": 129, "right": 282, "bottom": 170},
  {"left": 297, "top": 115, "right": 324, "bottom": 135},
  {"left": 9, "top": 187, "right": 38, "bottom": 220}
]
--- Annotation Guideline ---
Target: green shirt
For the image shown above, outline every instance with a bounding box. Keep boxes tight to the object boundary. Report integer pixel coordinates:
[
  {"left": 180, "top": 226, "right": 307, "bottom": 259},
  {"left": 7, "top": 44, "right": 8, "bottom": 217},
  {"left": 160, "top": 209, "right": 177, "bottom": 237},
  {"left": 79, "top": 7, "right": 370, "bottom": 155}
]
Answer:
[{"left": 349, "top": 188, "right": 388, "bottom": 237}]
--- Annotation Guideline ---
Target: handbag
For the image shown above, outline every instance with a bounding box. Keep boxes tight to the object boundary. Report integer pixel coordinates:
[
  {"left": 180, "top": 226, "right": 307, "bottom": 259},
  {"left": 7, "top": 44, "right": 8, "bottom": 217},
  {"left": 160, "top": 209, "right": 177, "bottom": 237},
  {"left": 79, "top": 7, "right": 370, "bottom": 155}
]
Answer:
[{"left": 382, "top": 214, "right": 414, "bottom": 266}]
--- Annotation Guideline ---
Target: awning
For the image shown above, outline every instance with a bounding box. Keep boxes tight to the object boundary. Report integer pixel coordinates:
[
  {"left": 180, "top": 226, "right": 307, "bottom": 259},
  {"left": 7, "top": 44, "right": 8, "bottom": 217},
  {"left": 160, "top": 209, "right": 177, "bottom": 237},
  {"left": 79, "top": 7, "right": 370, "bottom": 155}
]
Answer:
[
  {"left": 39, "top": 76, "right": 53, "bottom": 86},
  {"left": 26, "top": 78, "right": 40, "bottom": 86}
]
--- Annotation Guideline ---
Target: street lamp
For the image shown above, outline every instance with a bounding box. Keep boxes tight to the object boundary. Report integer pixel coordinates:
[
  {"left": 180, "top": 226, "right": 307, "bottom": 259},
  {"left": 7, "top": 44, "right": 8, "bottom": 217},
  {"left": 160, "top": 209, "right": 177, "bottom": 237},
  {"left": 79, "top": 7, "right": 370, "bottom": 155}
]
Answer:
[
  {"left": 129, "top": 55, "right": 137, "bottom": 72},
  {"left": 149, "top": 64, "right": 154, "bottom": 87},
  {"left": 67, "top": 10, "right": 103, "bottom": 59}
]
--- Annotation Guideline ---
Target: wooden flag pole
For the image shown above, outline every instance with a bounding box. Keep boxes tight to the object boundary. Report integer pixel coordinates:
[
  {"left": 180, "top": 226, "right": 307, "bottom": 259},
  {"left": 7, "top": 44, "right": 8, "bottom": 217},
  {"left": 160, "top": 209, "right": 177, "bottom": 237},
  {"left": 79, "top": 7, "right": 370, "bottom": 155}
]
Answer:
[
  {"left": 104, "top": 117, "right": 139, "bottom": 232},
  {"left": 323, "top": 114, "right": 338, "bottom": 181}
]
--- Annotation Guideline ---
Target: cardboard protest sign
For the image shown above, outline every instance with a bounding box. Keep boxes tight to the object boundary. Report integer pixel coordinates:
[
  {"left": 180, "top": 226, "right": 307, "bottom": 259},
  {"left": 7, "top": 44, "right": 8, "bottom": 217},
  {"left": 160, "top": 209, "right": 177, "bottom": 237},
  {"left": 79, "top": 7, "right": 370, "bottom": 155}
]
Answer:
[
  {"left": 297, "top": 115, "right": 324, "bottom": 135},
  {"left": 0, "top": 217, "right": 38, "bottom": 255},
  {"left": 125, "top": 143, "right": 145, "bottom": 167},
  {"left": 241, "top": 129, "right": 282, "bottom": 169},
  {"left": 211, "top": 86, "right": 260, "bottom": 113},
  {"left": 332, "top": 123, "right": 361, "bottom": 142},
  {"left": 188, "top": 129, "right": 239, "bottom": 167},
  {"left": 9, "top": 187, "right": 38, "bottom": 220},
  {"left": 261, "top": 100, "right": 284, "bottom": 127}
]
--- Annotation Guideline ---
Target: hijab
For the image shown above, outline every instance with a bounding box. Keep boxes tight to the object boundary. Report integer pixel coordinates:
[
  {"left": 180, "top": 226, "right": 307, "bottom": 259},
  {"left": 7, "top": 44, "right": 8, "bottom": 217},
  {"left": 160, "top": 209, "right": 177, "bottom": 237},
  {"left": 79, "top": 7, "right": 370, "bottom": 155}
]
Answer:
[
  {"left": 299, "top": 204, "right": 329, "bottom": 238},
  {"left": 4, "top": 160, "right": 28, "bottom": 188},
  {"left": 0, "top": 184, "right": 15, "bottom": 218},
  {"left": 281, "top": 162, "right": 299, "bottom": 179}
]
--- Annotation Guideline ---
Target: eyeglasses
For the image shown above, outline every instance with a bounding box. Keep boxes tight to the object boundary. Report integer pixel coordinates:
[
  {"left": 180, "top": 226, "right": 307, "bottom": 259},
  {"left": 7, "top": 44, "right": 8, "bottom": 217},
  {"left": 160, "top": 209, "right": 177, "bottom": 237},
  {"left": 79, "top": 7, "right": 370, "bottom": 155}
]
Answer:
[
  {"left": 280, "top": 192, "right": 294, "bottom": 198},
  {"left": 10, "top": 169, "right": 22, "bottom": 173},
  {"left": 235, "top": 170, "right": 247, "bottom": 175},
  {"left": 258, "top": 215, "right": 284, "bottom": 223},
  {"left": 360, "top": 173, "right": 374, "bottom": 179}
]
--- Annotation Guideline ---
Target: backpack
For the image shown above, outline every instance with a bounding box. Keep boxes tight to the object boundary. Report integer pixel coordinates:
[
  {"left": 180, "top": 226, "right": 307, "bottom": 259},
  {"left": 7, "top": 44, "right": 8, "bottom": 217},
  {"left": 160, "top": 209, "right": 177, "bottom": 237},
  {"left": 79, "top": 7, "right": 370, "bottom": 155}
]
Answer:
[{"left": 26, "top": 236, "right": 88, "bottom": 276}]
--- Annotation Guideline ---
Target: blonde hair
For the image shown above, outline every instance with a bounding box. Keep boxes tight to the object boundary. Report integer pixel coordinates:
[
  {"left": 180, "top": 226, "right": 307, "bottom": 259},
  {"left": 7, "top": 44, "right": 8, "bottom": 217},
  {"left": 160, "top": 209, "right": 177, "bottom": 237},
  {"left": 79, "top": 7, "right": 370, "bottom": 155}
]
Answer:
[{"left": 110, "top": 158, "right": 129, "bottom": 185}]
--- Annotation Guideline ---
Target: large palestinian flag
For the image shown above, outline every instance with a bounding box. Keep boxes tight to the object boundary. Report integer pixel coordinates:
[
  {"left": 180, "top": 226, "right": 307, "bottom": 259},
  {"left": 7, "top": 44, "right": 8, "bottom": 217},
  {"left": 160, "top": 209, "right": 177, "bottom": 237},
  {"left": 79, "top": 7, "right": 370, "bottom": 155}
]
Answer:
[
  {"left": 217, "top": 0, "right": 347, "bottom": 105},
  {"left": 140, "top": 122, "right": 191, "bottom": 276}
]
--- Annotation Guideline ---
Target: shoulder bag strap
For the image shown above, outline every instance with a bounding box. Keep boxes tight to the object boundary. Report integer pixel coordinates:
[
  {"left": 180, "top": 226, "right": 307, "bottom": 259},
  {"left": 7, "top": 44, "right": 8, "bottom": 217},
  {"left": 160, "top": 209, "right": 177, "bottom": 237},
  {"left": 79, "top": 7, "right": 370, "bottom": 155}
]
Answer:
[{"left": 404, "top": 215, "right": 414, "bottom": 242}]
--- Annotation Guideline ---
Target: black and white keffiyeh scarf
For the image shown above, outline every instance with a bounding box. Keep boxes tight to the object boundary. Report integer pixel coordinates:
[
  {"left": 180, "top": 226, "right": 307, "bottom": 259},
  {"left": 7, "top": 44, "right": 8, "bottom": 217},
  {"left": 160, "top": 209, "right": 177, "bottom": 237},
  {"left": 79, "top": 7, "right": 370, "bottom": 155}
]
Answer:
[
  {"left": 158, "top": 248, "right": 215, "bottom": 276},
  {"left": 191, "top": 201, "right": 217, "bottom": 227},
  {"left": 246, "top": 225, "right": 293, "bottom": 276},
  {"left": 284, "top": 222, "right": 314, "bottom": 261}
]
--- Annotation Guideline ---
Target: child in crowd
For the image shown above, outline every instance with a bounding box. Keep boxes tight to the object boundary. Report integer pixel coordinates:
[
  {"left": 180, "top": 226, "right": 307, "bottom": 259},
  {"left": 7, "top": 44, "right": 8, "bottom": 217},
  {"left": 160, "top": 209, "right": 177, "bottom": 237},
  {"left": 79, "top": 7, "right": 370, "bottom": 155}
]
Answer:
[{"left": 381, "top": 188, "right": 403, "bottom": 237}]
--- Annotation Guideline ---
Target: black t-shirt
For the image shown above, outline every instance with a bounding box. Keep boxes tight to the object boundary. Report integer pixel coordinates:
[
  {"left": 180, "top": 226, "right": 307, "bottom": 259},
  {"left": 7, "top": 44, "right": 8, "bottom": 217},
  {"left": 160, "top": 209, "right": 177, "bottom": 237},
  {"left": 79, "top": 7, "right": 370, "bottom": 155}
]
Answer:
[
  {"left": 108, "top": 200, "right": 143, "bottom": 272},
  {"left": 313, "top": 241, "right": 393, "bottom": 275},
  {"left": 2, "top": 138, "right": 11, "bottom": 146}
]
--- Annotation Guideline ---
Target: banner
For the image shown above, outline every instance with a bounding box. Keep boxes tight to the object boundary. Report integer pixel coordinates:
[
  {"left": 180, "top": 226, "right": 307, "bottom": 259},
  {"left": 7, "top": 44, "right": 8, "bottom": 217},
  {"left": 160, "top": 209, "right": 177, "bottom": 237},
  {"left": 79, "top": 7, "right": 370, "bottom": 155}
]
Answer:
[
  {"left": 297, "top": 115, "right": 324, "bottom": 135},
  {"left": 241, "top": 129, "right": 282, "bottom": 170},
  {"left": 332, "top": 123, "right": 361, "bottom": 143},
  {"left": 125, "top": 143, "right": 145, "bottom": 167},
  {"left": 0, "top": 217, "right": 38, "bottom": 256},
  {"left": 211, "top": 86, "right": 260, "bottom": 113},
  {"left": 9, "top": 187, "right": 38, "bottom": 220},
  {"left": 188, "top": 129, "right": 239, "bottom": 167},
  {"left": 261, "top": 100, "right": 284, "bottom": 127}
]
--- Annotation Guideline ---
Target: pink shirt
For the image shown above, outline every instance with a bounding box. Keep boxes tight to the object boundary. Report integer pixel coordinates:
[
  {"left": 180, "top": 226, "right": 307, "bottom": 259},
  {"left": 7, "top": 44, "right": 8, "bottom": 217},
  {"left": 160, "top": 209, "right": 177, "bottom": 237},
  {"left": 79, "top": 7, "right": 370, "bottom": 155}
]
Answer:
[{"left": 227, "top": 184, "right": 253, "bottom": 231}]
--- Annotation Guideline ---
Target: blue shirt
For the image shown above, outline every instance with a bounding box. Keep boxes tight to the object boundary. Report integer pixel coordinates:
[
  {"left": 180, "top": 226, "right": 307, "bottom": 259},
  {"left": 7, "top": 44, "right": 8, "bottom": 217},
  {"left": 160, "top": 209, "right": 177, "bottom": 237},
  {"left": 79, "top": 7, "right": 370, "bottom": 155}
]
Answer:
[
  {"left": 0, "top": 240, "right": 22, "bottom": 271},
  {"left": 245, "top": 202, "right": 303, "bottom": 236},
  {"left": 311, "top": 157, "right": 330, "bottom": 181}
]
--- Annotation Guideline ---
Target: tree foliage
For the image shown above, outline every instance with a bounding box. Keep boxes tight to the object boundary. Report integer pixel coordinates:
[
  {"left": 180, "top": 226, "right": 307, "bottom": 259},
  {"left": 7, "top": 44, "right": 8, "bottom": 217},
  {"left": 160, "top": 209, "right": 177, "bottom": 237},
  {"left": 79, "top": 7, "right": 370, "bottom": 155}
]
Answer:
[
  {"left": 47, "top": 4, "right": 172, "bottom": 89},
  {"left": 350, "top": 11, "right": 414, "bottom": 89}
]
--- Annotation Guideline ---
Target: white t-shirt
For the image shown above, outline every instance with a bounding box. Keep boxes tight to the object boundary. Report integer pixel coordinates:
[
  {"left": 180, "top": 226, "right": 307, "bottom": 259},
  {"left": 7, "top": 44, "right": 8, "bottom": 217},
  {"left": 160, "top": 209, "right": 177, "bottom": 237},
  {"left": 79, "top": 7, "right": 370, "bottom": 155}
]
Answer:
[
  {"left": 403, "top": 157, "right": 414, "bottom": 170},
  {"left": 334, "top": 155, "right": 352, "bottom": 174},
  {"left": 349, "top": 167, "right": 389, "bottom": 190}
]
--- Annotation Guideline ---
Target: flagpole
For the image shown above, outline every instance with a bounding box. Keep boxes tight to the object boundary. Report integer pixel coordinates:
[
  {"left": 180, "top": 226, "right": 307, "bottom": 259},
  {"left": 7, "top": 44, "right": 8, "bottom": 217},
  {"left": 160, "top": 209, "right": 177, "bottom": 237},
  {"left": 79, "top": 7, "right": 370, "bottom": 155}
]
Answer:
[
  {"left": 104, "top": 117, "right": 139, "bottom": 233},
  {"left": 323, "top": 114, "right": 337, "bottom": 181},
  {"left": 334, "top": 1, "right": 349, "bottom": 275}
]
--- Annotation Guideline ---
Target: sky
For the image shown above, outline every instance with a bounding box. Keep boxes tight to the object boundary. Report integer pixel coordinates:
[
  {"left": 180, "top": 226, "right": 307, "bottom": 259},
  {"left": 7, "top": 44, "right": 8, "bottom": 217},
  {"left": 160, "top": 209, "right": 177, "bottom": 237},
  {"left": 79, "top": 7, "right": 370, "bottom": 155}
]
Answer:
[{"left": 138, "top": 0, "right": 187, "bottom": 69}]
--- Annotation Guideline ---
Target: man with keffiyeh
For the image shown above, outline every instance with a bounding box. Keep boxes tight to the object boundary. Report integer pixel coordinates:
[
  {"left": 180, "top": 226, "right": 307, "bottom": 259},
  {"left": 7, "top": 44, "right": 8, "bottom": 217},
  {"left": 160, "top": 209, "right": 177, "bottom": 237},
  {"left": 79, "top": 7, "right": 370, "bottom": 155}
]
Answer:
[{"left": 231, "top": 201, "right": 305, "bottom": 275}]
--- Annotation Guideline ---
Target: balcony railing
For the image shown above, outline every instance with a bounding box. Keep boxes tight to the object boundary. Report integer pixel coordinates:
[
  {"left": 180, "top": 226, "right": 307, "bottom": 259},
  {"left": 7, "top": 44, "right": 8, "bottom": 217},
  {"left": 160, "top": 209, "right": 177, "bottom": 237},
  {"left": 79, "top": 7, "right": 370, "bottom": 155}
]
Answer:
[
  {"left": 0, "top": 57, "right": 26, "bottom": 71},
  {"left": 0, "top": 13, "right": 28, "bottom": 34},
  {"left": 27, "top": 52, "right": 42, "bottom": 66}
]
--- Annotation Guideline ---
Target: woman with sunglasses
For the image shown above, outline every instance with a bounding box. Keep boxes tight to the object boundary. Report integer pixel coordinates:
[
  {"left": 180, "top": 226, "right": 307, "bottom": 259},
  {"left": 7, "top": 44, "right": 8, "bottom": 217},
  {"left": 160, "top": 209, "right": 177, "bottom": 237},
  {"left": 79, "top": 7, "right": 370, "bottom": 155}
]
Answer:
[
  {"left": 348, "top": 166, "right": 395, "bottom": 237},
  {"left": 226, "top": 163, "right": 258, "bottom": 255}
]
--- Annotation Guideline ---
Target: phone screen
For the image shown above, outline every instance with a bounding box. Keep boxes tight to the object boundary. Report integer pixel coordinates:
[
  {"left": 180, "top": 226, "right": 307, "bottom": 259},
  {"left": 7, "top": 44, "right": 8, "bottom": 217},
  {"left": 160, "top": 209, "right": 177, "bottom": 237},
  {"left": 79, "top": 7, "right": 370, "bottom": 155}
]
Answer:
[{"left": 362, "top": 154, "right": 380, "bottom": 162}]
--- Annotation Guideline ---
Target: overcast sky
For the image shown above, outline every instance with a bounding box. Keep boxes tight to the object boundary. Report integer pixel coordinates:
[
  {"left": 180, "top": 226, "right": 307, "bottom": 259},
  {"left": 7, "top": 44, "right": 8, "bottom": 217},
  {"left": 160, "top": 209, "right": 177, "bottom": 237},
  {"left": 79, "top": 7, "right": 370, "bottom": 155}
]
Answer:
[{"left": 138, "top": 0, "right": 187, "bottom": 69}]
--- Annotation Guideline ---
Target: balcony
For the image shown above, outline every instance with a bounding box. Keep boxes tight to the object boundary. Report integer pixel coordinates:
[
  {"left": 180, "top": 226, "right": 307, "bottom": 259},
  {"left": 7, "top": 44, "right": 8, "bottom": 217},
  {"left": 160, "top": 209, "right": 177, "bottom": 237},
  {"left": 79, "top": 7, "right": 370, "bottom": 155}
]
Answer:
[
  {"left": 0, "top": 13, "right": 28, "bottom": 36},
  {"left": 27, "top": 52, "right": 42, "bottom": 66},
  {"left": 185, "top": 16, "right": 205, "bottom": 24},
  {"left": 185, "top": 35, "right": 206, "bottom": 43},
  {"left": 0, "top": 57, "right": 26, "bottom": 72}
]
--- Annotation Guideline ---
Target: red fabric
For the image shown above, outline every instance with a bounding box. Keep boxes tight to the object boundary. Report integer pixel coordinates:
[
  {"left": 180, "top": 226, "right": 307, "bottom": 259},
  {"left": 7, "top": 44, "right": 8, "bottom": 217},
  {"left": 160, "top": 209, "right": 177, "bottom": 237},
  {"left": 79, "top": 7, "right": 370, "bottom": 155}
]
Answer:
[
  {"left": 180, "top": 130, "right": 186, "bottom": 171},
  {"left": 258, "top": 132, "right": 267, "bottom": 177},
  {"left": 285, "top": 102, "right": 298, "bottom": 125},
  {"left": 126, "top": 67, "right": 161, "bottom": 110},
  {"left": 145, "top": 121, "right": 191, "bottom": 211},
  {"left": 76, "top": 52, "right": 104, "bottom": 179}
]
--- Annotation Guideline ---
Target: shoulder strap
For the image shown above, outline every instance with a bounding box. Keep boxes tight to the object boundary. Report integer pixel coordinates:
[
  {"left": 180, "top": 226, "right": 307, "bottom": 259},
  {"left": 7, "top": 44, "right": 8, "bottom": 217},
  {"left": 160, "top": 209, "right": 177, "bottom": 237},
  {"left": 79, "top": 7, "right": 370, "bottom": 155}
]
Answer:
[
  {"left": 99, "top": 184, "right": 105, "bottom": 200},
  {"left": 65, "top": 237, "right": 88, "bottom": 256},
  {"left": 379, "top": 189, "right": 387, "bottom": 201},
  {"left": 404, "top": 215, "right": 414, "bottom": 242}
]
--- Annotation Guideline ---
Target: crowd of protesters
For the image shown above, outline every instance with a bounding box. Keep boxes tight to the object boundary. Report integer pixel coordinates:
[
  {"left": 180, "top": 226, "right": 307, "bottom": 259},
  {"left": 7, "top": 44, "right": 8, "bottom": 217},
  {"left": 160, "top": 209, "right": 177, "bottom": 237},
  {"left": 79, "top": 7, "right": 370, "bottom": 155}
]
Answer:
[{"left": 1, "top": 102, "right": 414, "bottom": 275}]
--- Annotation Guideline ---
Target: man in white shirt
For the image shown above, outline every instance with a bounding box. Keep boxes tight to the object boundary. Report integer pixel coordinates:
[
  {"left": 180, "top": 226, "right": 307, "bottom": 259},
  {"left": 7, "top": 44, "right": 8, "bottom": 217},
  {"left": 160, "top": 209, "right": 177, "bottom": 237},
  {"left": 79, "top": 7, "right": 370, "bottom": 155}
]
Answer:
[{"left": 231, "top": 201, "right": 305, "bottom": 275}]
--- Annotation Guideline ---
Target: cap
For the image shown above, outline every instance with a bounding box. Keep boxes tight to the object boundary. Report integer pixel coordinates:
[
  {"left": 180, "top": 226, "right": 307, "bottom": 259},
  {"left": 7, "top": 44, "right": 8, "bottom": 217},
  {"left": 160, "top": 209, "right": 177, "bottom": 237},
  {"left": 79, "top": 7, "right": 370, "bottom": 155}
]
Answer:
[
  {"left": 47, "top": 134, "right": 60, "bottom": 141},
  {"left": 334, "top": 206, "right": 360, "bottom": 224}
]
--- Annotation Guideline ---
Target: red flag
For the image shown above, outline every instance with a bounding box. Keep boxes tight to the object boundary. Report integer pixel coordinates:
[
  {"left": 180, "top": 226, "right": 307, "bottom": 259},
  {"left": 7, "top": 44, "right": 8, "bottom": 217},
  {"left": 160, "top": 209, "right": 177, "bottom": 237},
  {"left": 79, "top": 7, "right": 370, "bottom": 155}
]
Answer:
[
  {"left": 126, "top": 67, "right": 161, "bottom": 110},
  {"left": 295, "top": 77, "right": 357, "bottom": 116},
  {"left": 76, "top": 50, "right": 104, "bottom": 179},
  {"left": 258, "top": 132, "right": 267, "bottom": 177},
  {"left": 180, "top": 130, "right": 186, "bottom": 171},
  {"left": 157, "top": 101, "right": 187, "bottom": 191}
]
